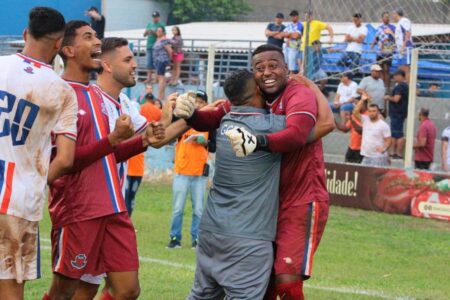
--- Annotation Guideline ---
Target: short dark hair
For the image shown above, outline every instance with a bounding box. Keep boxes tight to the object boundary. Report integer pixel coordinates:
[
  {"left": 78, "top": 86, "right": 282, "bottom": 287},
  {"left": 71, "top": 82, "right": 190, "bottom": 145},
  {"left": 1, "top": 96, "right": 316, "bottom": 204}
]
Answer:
[
  {"left": 341, "top": 72, "right": 352, "bottom": 80},
  {"left": 289, "top": 10, "right": 299, "bottom": 16},
  {"left": 28, "top": 7, "right": 65, "bottom": 39},
  {"left": 353, "top": 13, "right": 362, "bottom": 18},
  {"left": 144, "top": 93, "right": 155, "bottom": 101},
  {"left": 396, "top": 9, "right": 404, "bottom": 16},
  {"left": 101, "top": 37, "right": 128, "bottom": 55},
  {"left": 419, "top": 108, "right": 430, "bottom": 117},
  {"left": 88, "top": 6, "right": 99, "bottom": 12},
  {"left": 224, "top": 69, "right": 255, "bottom": 106},
  {"left": 369, "top": 103, "right": 380, "bottom": 111},
  {"left": 252, "top": 44, "right": 284, "bottom": 58},
  {"left": 59, "top": 20, "right": 90, "bottom": 62},
  {"left": 394, "top": 69, "right": 405, "bottom": 77}
]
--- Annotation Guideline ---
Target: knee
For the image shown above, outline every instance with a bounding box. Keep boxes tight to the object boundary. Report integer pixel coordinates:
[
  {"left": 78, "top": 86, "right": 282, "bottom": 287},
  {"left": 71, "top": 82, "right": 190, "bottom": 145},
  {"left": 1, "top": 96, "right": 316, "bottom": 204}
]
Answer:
[{"left": 113, "top": 285, "right": 140, "bottom": 300}]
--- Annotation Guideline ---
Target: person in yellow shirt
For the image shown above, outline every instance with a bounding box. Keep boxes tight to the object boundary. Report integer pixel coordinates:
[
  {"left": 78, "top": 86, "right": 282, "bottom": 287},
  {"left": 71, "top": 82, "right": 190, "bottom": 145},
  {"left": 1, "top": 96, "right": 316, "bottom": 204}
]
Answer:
[
  {"left": 298, "top": 12, "right": 334, "bottom": 77},
  {"left": 167, "top": 91, "right": 209, "bottom": 249}
]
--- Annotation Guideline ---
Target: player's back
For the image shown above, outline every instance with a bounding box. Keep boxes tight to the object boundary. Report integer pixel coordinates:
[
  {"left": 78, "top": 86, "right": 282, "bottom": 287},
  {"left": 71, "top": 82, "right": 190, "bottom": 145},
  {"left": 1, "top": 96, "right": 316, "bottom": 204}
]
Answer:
[
  {"left": 0, "top": 53, "right": 77, "bottom": 221},
  {"left": 200, "top": 106, "right": 285, "bottom": 241}
]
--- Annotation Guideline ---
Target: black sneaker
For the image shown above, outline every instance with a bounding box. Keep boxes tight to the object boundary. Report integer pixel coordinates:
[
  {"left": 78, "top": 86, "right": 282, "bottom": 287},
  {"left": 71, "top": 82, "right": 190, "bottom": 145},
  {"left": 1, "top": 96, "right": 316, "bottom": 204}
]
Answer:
[
  {"left": 191, "top": 240, "right": 197, "bottom": 249},
  {"left": 166, "top": 237, "right": 181, "bottom": 249}
]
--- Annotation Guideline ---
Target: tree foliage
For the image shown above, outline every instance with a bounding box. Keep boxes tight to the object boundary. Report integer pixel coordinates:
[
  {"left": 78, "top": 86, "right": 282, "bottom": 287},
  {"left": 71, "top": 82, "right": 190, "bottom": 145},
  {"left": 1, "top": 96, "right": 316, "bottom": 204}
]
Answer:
[{"left": 160, "top": 0, "right": 251, "bottom": 24}]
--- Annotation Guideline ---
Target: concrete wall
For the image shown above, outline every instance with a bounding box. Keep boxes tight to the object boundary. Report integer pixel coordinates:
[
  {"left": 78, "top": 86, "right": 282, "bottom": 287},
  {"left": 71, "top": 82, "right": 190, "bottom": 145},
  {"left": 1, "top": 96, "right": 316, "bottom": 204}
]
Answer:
[
  {"left": 238, "top": 0, "right": 449, "bottom": 24},
  {"left": 103, "top": 0, "right": 170, "bottom": 31},
  {"left": 0, "top": 0, "right": 100, "bottom": 35}
]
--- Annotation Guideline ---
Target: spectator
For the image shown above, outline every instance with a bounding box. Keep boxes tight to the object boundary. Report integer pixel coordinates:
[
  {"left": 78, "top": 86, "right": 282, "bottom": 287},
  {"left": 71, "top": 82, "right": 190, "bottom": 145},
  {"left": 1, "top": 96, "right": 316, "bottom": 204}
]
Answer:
[
  {"left": 125, "top": 96, "right": 162, "bottom": 216},
  {"left": 170, "top": 26, "right": 184, "bottom": 86},
  {"left": 392, "top": 9, "right": 413, "bottom": 83},
  {"left": 353, "top": 98, "right": 392, "bottom": 167},
  {"left": 299, "top": 11, "right": 334, "bottom": 76},
  {"left": 357, "top": 64, "right": 386, "bottom": 116},
  {"left": 86, "top": 6, "right": 105, "bottom": 39},
  {"left": 153, "top": 27, "right": 173, "bottom": 101},
  {"left": 310, "top": 40, "right": 329, "bottom": 94},
  {"left": 143, "top": 11, "right": 165, "bottom": 83},
  {"left": 371, "top": 12, "right": 396, "bottom": 91},
  {"left": 136, "top": 83, "right": 155, "bottom": 104},
  {"left": 384, "top": 69, "right": 408, "bottom": 159},
  {"left": 283, "top": 10, "right": 303, "bottom": 74},
  {"left": 167, "top": 93, "right": 209, "bottom": 249},
  {"left": 331, "top": 73, "right": 358, "bottom": 122},
  {"left": 335, "top": 99, "right": 367, "bottom": 164},
  {"left": 413, "top": 108, "right": 437, "bottom": 170},
  {"left": 421, "top": 83, "right": 441, "bottom": 97},
  {"left": 265, "top": 12, "right": 286, "bottom": 48},
  {"left": 442, "top": 126, "right": 450, "bottom": 172},
  {"left": 337, "top": 13, "right": 368, "bottom": 70}
]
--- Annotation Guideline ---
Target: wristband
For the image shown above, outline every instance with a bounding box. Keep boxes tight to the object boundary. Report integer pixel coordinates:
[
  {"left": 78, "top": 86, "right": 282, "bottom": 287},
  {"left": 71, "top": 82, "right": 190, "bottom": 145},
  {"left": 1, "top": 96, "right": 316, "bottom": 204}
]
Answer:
[{"left": 255, "top": 135, "right": 271, "bottom": 152}]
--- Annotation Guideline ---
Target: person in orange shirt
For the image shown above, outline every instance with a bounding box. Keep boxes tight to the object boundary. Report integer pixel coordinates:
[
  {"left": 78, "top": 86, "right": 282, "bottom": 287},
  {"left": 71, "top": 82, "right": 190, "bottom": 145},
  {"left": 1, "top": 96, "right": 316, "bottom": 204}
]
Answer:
[
  {"left": 125, "top": 93, "right": 162, "bottom": 215},
  {"left": 336, "top": 97, "right": 367, "bottom": 164},
  {"left": 167, "top": 91, "right": 209, "bottom": 249}
]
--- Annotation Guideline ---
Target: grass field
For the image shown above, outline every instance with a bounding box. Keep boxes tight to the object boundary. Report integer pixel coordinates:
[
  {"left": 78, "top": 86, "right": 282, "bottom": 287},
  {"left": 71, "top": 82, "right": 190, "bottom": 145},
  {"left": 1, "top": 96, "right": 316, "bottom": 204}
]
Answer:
[{"left": 26, "top": 183, "right": 450, "bottom": 300}]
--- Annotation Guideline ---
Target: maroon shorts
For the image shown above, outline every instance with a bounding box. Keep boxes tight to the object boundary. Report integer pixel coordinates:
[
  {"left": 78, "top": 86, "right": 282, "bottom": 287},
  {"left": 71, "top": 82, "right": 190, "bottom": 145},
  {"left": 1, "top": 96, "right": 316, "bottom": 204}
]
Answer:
[
  {"left": 274, "top": 201, "right": 329, "bottom": 279},
  {"left": 51, "top": 212, "right": 139, "bottom": 279}
]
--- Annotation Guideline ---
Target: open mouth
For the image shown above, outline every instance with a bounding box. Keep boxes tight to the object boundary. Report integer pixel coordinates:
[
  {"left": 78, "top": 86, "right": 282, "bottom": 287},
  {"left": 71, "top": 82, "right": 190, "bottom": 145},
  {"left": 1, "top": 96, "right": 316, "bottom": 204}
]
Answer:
[
  {"left": 90, "top": 50, "right": 102, "bottom": 62},
  {"left": 264, "top": 79, "right": 276, "bottom": 88}
]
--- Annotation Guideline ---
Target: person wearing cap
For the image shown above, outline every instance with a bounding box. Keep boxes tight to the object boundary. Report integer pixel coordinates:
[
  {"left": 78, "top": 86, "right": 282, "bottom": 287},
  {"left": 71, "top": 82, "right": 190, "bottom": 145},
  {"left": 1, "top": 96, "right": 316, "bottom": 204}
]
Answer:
[
  {"left": 371, "top": 12, "right": 396, "bottom": 90},
  {"left": 265, "top": 12, "right": 286, "bottom": 48},
  {"left": 384, "top": 69, "right": 409, "bottom": 159},
  {"left": 299, "top": 11, "right": 334, "bottom": 77},
  {"left": 143, "top": 11, "right": 165, "bottom": 83},
  {"left": 337, "top": 13, "right": 368, "bottom": 70},
  {"left": 167, "top": 91, "right": 209, "bottom": 249},
  {"left": 283, "top": 10, "right": 303, "bottom": 74},
  {"left": 357, "top": 64, "right": 386, "bottom": 116},
  {"left": 86, "top": 6, "right": 105, "bottom": 39},
  {"left": 392, "top": 9, "right": 413, "bottom": 83}
]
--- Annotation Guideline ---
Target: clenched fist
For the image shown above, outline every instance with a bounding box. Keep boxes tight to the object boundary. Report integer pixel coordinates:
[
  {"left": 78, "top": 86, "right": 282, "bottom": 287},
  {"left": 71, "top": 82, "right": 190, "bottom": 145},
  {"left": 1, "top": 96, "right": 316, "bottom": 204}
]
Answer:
[
  {"left": 173, "top": 92, "right": 196, "bottom": 119},
  {"left": 143, "top": 121, "right": 165, "bottom": 147},
  {"left": 108, "top": 114, "right": 135, "bottom": 146},
  {"left": 225, "top": 127, "right": 257, "bottom": 157}
]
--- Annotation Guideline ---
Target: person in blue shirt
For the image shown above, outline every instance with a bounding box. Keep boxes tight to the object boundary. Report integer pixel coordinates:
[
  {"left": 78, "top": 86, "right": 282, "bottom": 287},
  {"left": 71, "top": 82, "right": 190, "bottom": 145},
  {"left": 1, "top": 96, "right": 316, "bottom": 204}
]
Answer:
[
  {"left": 265, "top": 12, "right": 286, "bottom": 49},
  {"left": 371, "top": 12, "right": 396, "bottom": 90}
]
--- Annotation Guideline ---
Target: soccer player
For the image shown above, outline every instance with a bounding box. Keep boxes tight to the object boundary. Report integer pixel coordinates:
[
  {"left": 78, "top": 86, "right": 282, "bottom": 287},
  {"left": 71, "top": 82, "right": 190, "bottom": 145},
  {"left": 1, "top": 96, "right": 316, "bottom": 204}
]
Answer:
[
  {"left": 175, "top": 44, "right": 333, "bottom": 300},
  {"left": 42, "top": 21, "right": 163, "bottom": 300},
  {"left": 188, "top": 69, "right": 285, "bottom": 299},
  {"left": 0, "top": 7, "right": 78, "bottom": 299}
]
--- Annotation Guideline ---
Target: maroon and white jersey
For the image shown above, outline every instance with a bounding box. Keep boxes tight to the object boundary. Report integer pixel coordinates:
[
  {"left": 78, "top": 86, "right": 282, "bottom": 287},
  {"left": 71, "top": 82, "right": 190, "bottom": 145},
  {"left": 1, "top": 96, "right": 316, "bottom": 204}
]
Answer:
[{"left": 0, "top": 53, "right": 77, "bottom": 221}]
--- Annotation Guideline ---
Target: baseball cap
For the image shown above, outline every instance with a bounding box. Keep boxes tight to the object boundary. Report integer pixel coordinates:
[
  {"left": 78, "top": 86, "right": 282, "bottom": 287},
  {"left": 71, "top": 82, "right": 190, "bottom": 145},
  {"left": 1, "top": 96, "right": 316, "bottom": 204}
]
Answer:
[
  {"left": 196, "top": 90, "right": 208, "bottom": 102},
  {"left": 289, "top": 10, "right": 299, "bottom": 17},
  {"left": 276, "top": 12, "right": 284, "bottom": 19},
  {"left": 371, "top": 64, "right": 382, "bottom": 71},
  {"left": 152, "top": 11, "right": 160, "bottom": 17}
]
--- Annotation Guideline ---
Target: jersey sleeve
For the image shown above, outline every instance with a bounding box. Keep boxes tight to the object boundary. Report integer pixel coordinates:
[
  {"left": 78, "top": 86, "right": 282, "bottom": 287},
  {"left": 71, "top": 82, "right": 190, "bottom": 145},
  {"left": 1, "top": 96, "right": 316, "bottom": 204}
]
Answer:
[
  {"left": 53, "top": 86, "right": 78, "bottom": 141},
  {"left": 318, "top": 21, "right": 327, "bottom": 31},
  {"left": 401, "top": 19, "right": 411, "bottom": 32},
  {"left": 284, "top": 84, "right": 317, "bottom": 122},
  {"left": 382, "top": 123, "right": 391, "bottom": 138},
  {"left": 358, "top": 78, "right": 367, "bottom": 90},
  {"left": 442, "top": 128, "right": 450, "bottom": 141}
]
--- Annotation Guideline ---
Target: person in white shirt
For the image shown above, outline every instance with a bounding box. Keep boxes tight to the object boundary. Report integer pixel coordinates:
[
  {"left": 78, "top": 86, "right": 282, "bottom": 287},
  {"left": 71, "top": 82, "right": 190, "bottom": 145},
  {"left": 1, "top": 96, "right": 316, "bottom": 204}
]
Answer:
[
  {"left": 392, "top": 9, "right": 414, "bottom": 83},
  {"left": 331, "top": 73, "right": 358, "bottom": 122},
  {"left": 441, "top": 126, "right": 450, "bottom": 172},
  {"left": 0, "top": 7, "right": 78, "bottom": 298},
  {"left": 353, "top": 96, "right": 392, "bottom": 166},
  {"left": 337, "top": 13, "right": 368, "bottom": 70}
]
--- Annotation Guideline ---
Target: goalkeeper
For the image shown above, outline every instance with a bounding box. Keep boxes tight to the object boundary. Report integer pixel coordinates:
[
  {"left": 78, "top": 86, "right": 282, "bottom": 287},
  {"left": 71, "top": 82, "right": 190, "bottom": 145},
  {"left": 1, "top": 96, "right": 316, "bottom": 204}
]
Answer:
[{"left": 187, "top": 69, "right": 285, "bottom": 299}]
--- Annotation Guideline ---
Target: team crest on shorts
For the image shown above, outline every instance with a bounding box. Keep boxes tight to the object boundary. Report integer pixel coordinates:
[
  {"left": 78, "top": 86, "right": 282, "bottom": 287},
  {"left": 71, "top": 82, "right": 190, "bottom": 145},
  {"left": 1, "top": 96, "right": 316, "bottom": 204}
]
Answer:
[
  {"left": 24, "top": 66, "right": 34, "bottom": 74},
  {"left": 71, "top": 254, "right": 87, "bottom": 269}
]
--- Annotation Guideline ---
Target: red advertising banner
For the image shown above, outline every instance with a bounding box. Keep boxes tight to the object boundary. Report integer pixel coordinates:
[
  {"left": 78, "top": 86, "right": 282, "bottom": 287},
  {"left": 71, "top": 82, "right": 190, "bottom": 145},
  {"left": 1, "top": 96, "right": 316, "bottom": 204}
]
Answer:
[{"left": 325, "top": 162, "right": 450, "bottom": 221}]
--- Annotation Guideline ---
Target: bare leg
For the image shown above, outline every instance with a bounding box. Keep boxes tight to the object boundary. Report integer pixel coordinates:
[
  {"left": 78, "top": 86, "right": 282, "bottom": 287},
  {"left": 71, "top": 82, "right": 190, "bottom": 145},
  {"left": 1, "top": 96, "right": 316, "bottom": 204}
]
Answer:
[
  {"left": 157, "top": 75, "right": 166, "bottom": 101},
  {"left": 48, "top": 273, "right": 79, "bottom": 300},
  {"left": 107, "top": 271, "right": 140, "bottom": 300},
  {"left": 396, "top": 138, "right": 405, "bottom": 157},
  {"left": 0, "top": 279, "right": 25, "bottom": 300},
  {"left": 71, "top": 281, "right": 99, "bottom": 300},
  {"left": 389, "top": 138, "right": 397, "bottom": 156}
]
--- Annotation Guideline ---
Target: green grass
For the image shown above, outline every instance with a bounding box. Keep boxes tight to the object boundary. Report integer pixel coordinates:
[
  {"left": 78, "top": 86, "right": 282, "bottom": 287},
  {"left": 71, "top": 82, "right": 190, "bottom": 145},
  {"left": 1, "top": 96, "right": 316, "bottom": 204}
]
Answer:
[{"left": 27, "top": 184, "right": 450, "bottom": 299}]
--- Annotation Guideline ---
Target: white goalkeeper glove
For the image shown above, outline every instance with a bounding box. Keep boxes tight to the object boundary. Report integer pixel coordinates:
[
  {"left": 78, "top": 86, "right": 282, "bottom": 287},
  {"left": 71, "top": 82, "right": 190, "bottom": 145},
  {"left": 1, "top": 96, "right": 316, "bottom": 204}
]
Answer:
[
  {"left": 173, "top": 92, "right": 196, "bottom": 119},
  {"left": 225, "top": 127, "right": 262, "bottom": 157}
]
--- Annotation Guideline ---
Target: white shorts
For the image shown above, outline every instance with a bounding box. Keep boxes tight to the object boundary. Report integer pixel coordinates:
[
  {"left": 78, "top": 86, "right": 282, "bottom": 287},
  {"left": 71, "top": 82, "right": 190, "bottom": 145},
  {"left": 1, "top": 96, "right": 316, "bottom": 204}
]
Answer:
[{"left": 0, "top": 214, "right": 40, "bottom": 283}]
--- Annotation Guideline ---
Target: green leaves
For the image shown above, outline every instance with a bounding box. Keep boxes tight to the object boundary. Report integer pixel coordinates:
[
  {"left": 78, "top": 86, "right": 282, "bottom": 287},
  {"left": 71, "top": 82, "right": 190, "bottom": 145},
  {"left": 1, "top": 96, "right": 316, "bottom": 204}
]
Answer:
[{"left": 170, "top": 0, "right": 251, "bottom": 23}]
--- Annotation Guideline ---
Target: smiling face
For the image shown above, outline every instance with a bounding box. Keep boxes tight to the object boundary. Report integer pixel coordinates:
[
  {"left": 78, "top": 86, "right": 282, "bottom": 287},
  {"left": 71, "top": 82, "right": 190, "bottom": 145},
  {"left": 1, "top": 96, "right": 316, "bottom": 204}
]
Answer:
[
  {"left": 252, "top": 50, "right": 288, "bottom": 101},
  {"left": 105, "top": 46, "right": 137, "bottom": 88},
  {"left": 69, "top": 25, "right": 102, "bottom": 71},
  {"left": 156, "top": 27, "right": 165, "bottom": 38}
]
